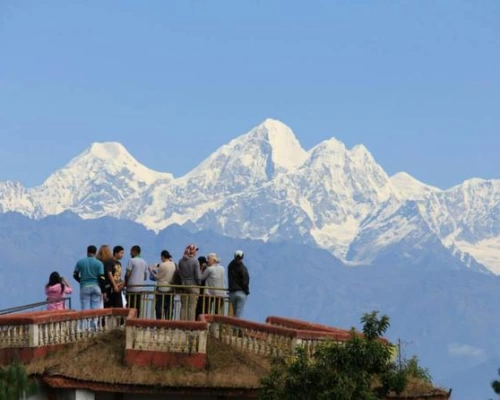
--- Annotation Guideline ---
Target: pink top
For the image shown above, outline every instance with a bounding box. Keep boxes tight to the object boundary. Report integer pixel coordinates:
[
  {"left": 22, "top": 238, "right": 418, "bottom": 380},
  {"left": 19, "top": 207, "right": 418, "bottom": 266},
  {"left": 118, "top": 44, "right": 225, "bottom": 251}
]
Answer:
[{"left": 45, "top": 283, "right": 72, "bottom": 310}]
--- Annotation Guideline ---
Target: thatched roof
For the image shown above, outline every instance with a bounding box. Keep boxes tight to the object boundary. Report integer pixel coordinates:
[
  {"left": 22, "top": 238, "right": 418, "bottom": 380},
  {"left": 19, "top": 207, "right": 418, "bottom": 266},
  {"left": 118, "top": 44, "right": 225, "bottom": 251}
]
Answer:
[{"left": 26, "top": 330, "right": 450, "bottom": 399}]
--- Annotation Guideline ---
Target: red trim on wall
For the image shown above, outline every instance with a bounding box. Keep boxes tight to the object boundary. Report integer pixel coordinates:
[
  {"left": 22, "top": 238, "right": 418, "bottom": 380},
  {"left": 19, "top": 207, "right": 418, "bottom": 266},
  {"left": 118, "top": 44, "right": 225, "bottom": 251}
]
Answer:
[
  {"left": 204, "top": 315, "right": 299, "bottom": 337},
  {"left": 126, "top": 319, "right": 207, "bottom": 330},
  {"left": 266, "top": 316, "right": 350, "bottom": 333},
  {"left": 42, "top": 376, "right": 259, "bottom": 397},
  {"left": 0, "top": 344, "right": 67, "bottom": 364},
  {"left": 0, "top": 308, "right": 136, "bottom": 326},
  {"left": 125, "top": 349, "right": 206, "bottom": 369},
  {"left": 265, "top": 316, "right": 388, "bottom": 343}
]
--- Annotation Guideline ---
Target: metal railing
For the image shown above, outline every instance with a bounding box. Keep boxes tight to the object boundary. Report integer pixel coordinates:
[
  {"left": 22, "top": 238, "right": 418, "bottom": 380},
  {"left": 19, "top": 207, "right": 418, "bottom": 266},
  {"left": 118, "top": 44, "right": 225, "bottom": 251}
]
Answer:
[
  {"left": 0, "top": 297, "right": 72, "bottom": 316},
  {"left": 0, "top": 283, "right": 230, "bottom": 321},
  {"left": 124, "top": 284, "right": 233, "bottom": 320}
]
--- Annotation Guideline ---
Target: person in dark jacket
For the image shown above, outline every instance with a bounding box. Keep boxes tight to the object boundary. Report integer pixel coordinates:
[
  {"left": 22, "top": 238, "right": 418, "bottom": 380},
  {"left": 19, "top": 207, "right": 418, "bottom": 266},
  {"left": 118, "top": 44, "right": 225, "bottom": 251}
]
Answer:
[
  {"left": 195, "top": 256, "right": 208, "bottom": 319},
  {"left": 227, "top": 250, "right": 250, "bottom": 318}
]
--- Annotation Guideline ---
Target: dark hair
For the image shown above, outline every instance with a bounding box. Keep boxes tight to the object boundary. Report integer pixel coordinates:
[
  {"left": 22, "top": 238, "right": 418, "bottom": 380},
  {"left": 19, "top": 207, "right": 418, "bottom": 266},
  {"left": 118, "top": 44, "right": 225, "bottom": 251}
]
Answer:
[
  {"left": 198, "top": 256, "right": 208, "bottom": 265},
  {"left": 113, "top": 245, "right": 124, "bottom": 255},
  {"left": 131, "top": 245, "right": 141, "bottom": 254},
  {"left": 87, "top": 245, "right": 97, "bottom": 255},
  {"left": 161, "top": 250, "right": 172, "bottom": 259},
  {"left": 46, "top": 271, "right": 65, "bottom": 294}
]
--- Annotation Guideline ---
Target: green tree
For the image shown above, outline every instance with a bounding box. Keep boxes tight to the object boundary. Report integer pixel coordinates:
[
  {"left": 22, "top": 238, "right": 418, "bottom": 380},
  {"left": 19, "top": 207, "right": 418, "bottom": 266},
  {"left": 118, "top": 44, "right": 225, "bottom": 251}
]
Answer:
[
  {"left": 260, "top": 311, "right": 409, "bottom": 400},
  {"left": 400, "top": 355, "right": 432, "bottom": 384},
  {"left": 491, "top": 368, "right": 500, "bottom": 397},
  {"left": 0, "top": 362, "right": 37, "bottom": 400}
]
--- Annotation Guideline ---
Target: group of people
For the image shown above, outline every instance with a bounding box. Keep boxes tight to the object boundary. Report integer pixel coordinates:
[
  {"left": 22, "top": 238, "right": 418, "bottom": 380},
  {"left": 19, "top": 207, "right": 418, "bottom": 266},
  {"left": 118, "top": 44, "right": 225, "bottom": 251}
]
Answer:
[{"left": 45, "top": 243, "right": 251, "bottom": 320}]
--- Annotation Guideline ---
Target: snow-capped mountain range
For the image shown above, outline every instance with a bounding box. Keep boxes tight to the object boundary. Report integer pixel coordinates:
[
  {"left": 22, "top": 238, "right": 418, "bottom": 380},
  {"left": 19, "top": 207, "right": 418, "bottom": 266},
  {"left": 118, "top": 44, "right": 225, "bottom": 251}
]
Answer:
[{"left": 2, "top": 119, "right": 499, "bottom": 274}]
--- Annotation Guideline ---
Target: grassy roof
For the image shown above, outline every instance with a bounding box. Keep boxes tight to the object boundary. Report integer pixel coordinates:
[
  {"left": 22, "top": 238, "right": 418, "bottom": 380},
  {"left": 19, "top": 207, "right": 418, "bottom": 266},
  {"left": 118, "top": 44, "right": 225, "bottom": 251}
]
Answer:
[
  {"left": 26, "top": 331, "right": 270, "bottom": 390},
  {"left": 25, "top": 330, "right": 449, "bottom": 399}
]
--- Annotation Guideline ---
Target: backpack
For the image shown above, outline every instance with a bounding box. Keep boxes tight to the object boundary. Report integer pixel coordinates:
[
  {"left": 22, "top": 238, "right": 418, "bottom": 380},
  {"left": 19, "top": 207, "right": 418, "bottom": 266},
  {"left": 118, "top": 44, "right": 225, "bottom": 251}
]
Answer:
[{"left": 149, "top": 264, "right": 159, "bottom": 281}]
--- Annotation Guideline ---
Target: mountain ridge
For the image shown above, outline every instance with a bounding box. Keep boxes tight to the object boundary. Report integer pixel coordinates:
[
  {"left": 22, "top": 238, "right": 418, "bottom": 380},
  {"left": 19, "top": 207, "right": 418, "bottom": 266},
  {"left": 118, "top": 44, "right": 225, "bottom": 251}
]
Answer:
[{"left": 1, "top": 119, "right": 499, "bottom": 274}]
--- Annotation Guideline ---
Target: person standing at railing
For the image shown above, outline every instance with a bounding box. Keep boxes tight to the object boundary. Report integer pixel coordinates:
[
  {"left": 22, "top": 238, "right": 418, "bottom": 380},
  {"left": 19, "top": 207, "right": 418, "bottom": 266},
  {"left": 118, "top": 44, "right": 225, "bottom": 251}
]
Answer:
[
  {"left": 73, "top": 245, "right": 105, "bottom": 310},
  {"left": 200, "top": 253, "right": 226, "bottom": 315},
  {"left": 45, "top": 272, "right": 72, "bottom": 310},
  {"left": 149, "top": 250, "right": 177, "bottom": 319},
  {"left": 178, "top": 244, "right": 202, "bottom": 321},
  {"left": 96, "top": 245, "right": 113, "bottom": 308},
  {"left": 125, "top": 245, "right": 148, "bottom": 317},
  {"left": 195, "top": 256, "right": 208, "bottom": 320},
  {"left": 103, "top": 246, "right": 125, "bottom": 308},
  {"left": 228, "top": 250, "right": 250, "bottom": 318}
]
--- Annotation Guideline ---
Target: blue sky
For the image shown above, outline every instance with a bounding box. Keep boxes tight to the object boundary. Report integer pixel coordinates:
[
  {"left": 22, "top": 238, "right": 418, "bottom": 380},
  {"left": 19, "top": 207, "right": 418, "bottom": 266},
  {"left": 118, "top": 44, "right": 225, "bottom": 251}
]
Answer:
[{"left": 0, "top": 1, "right": 498, "bottom": 189}]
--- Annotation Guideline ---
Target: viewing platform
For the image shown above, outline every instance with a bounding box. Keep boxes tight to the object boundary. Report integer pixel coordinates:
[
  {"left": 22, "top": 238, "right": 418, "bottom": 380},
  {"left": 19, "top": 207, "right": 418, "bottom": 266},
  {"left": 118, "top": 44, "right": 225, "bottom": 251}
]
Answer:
[{"left": 0, "top": 288, "right": 451, "bottom": 400}]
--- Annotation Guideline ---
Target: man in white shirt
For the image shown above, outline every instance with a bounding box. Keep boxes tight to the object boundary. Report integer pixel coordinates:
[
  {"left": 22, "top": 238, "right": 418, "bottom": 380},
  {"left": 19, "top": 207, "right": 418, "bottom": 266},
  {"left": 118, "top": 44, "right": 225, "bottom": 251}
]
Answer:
[{"left": 125, "top": 245, "right": 148, "bottom": 317}]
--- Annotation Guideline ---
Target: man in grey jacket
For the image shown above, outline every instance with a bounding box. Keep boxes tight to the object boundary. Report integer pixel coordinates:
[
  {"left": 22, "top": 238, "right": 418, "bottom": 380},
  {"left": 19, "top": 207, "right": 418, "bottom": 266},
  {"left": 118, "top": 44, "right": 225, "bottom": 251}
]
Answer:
[{"left": 178, "top": 244, "right": 201, "bottom": 320}]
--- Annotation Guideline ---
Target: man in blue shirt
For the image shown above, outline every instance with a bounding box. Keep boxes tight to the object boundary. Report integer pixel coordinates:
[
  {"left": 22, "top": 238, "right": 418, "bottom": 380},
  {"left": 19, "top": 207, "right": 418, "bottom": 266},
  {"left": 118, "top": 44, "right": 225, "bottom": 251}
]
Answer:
[{"left": 73, "top": 245, "right": 105, "bottom": 310}]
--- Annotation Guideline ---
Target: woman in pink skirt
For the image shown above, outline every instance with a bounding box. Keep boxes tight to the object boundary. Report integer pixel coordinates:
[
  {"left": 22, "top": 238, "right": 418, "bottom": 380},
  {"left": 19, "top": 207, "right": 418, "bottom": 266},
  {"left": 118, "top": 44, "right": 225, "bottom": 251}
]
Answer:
[{"left": 45, "top": 271, "right": 72, "bottom": 310}]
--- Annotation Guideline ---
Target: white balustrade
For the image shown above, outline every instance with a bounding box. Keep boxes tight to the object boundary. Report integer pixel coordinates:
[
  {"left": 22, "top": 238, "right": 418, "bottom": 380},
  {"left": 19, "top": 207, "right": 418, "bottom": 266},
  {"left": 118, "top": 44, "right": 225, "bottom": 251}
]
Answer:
[
  {"left": 0, "top": 311, "right": 130, "bottom": 350},
  {"left": 0, "top": 325, "right": 30, "bottom": 348},
  {"left": 126, "top": 324, "right": 207, "bottom": 354}
]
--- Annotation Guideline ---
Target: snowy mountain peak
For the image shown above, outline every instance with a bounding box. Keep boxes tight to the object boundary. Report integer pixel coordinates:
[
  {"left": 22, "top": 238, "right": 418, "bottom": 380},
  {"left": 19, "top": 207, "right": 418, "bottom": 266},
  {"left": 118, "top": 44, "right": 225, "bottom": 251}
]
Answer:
[
  {"left": 65, "top": 141, "right": 172, "bottom": 182},
  {"left": 2, "top": 119, "right": 500, "bottom": 276},
  {"left": 314, "top": 137, "right": 346, "bottom": 152},
  {"left": 248, "top": 119, "right": 308, "bottom": 171},
  {"left": 30, "top": 141, "right": 173, "bottom": 216},
  {"left": 351, "top": 144, "right": 372, "bottom": 159},
  {"left": 87, "top": 141, "right": 130, "bottom": 159},
  {"left": 183, "top": 119, "right": 307, "bottom": 188},
  {"left": 259, "top": 118, "right": 290, "bottom": 132},
  {"left": 390, "top": 172, "right": 441, "bottom": 200}
]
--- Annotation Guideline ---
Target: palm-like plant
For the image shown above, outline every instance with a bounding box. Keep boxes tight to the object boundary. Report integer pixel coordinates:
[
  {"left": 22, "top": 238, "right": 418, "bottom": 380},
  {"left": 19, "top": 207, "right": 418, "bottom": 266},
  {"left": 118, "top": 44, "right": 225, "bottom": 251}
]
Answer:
[{"left": 0, "top": 362, "right": 38, "bottom": 400}]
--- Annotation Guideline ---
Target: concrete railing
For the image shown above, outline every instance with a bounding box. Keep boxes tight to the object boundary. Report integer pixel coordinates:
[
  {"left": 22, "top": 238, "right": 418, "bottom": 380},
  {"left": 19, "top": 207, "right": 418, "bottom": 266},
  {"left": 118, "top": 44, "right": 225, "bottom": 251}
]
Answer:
[
  {"left": 201, "top": 315, "right": 354, "bottom": 358},
  {"left": 124, "top": 318, "right": 208, "bottom": 368},
  {"left": 265, "top": 316, "right": 351, "bottom": 333},
  {"left": 125, "top": 319, "right": 207, "bottom": 353},
  {"left": 0, "top": 309, "right": 385, "bottom": 369},
  {"left": 0, "top": 308, "right": 135, "bottom": 364},
  {"left": 202, "top": 315, "right": 296, "bottom": 357},
  {"left": 265, "top": 315, "right": 391, "bottom": 356}
]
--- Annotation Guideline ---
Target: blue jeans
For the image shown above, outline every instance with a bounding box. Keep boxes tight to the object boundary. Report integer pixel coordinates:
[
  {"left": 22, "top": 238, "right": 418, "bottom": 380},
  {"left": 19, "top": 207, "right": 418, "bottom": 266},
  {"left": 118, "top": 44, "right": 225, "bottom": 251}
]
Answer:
[
  {"left": 80, "top": 285, "right": 102, "bottom": 310},
  {"left": 229, "top": 291, "right": 247, "bottom": 318}
]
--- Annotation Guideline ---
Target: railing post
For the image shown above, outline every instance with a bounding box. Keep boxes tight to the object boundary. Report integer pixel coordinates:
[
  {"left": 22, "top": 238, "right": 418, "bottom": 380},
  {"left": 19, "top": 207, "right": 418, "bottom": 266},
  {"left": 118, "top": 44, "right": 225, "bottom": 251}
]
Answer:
[
  {"left": 209, "top": 321, "right": 220, "bottom": 339},
  {"left": 125, "top": 325, "right": 134, "bottom": 350},
  {"left": 28, "top": 323, "right": 39, "bottom": 347},
  {"left": 198, "top": 330, "right": 207, "bottom": 354},
  {"left": 291, "top": 337, "right": 302, "bottom": 354}
]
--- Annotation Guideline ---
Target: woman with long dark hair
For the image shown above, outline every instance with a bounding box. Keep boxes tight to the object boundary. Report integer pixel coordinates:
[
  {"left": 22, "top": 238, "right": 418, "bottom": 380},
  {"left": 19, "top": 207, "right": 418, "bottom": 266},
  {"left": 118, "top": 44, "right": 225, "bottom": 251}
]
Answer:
[{"left": 45, "top": 271, "right": 72, "bottom": 310}]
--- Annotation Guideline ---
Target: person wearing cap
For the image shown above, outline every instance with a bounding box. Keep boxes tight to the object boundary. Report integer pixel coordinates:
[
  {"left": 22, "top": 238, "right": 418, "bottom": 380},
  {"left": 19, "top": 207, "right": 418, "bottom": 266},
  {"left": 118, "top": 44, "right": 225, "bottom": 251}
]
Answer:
[
  {"left": 228, "top": 250, "right": 250, "bottom": 318},
  {"left": 178, "top": 244, "right": 202, "bottom": 320},
  {"left": 149, "top": 250, "right": 177, "bottom": 319}
]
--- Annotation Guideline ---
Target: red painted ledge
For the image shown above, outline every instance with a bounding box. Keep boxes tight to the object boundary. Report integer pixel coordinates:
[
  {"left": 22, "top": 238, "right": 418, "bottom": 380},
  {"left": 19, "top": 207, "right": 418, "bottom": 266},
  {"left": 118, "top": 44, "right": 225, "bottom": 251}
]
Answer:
[
  {"left": 0, "top": 344, "right": 67, "bottom": 365},
  {"left": 125, "top": 349, "right": 206, "bottom": 369}
]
